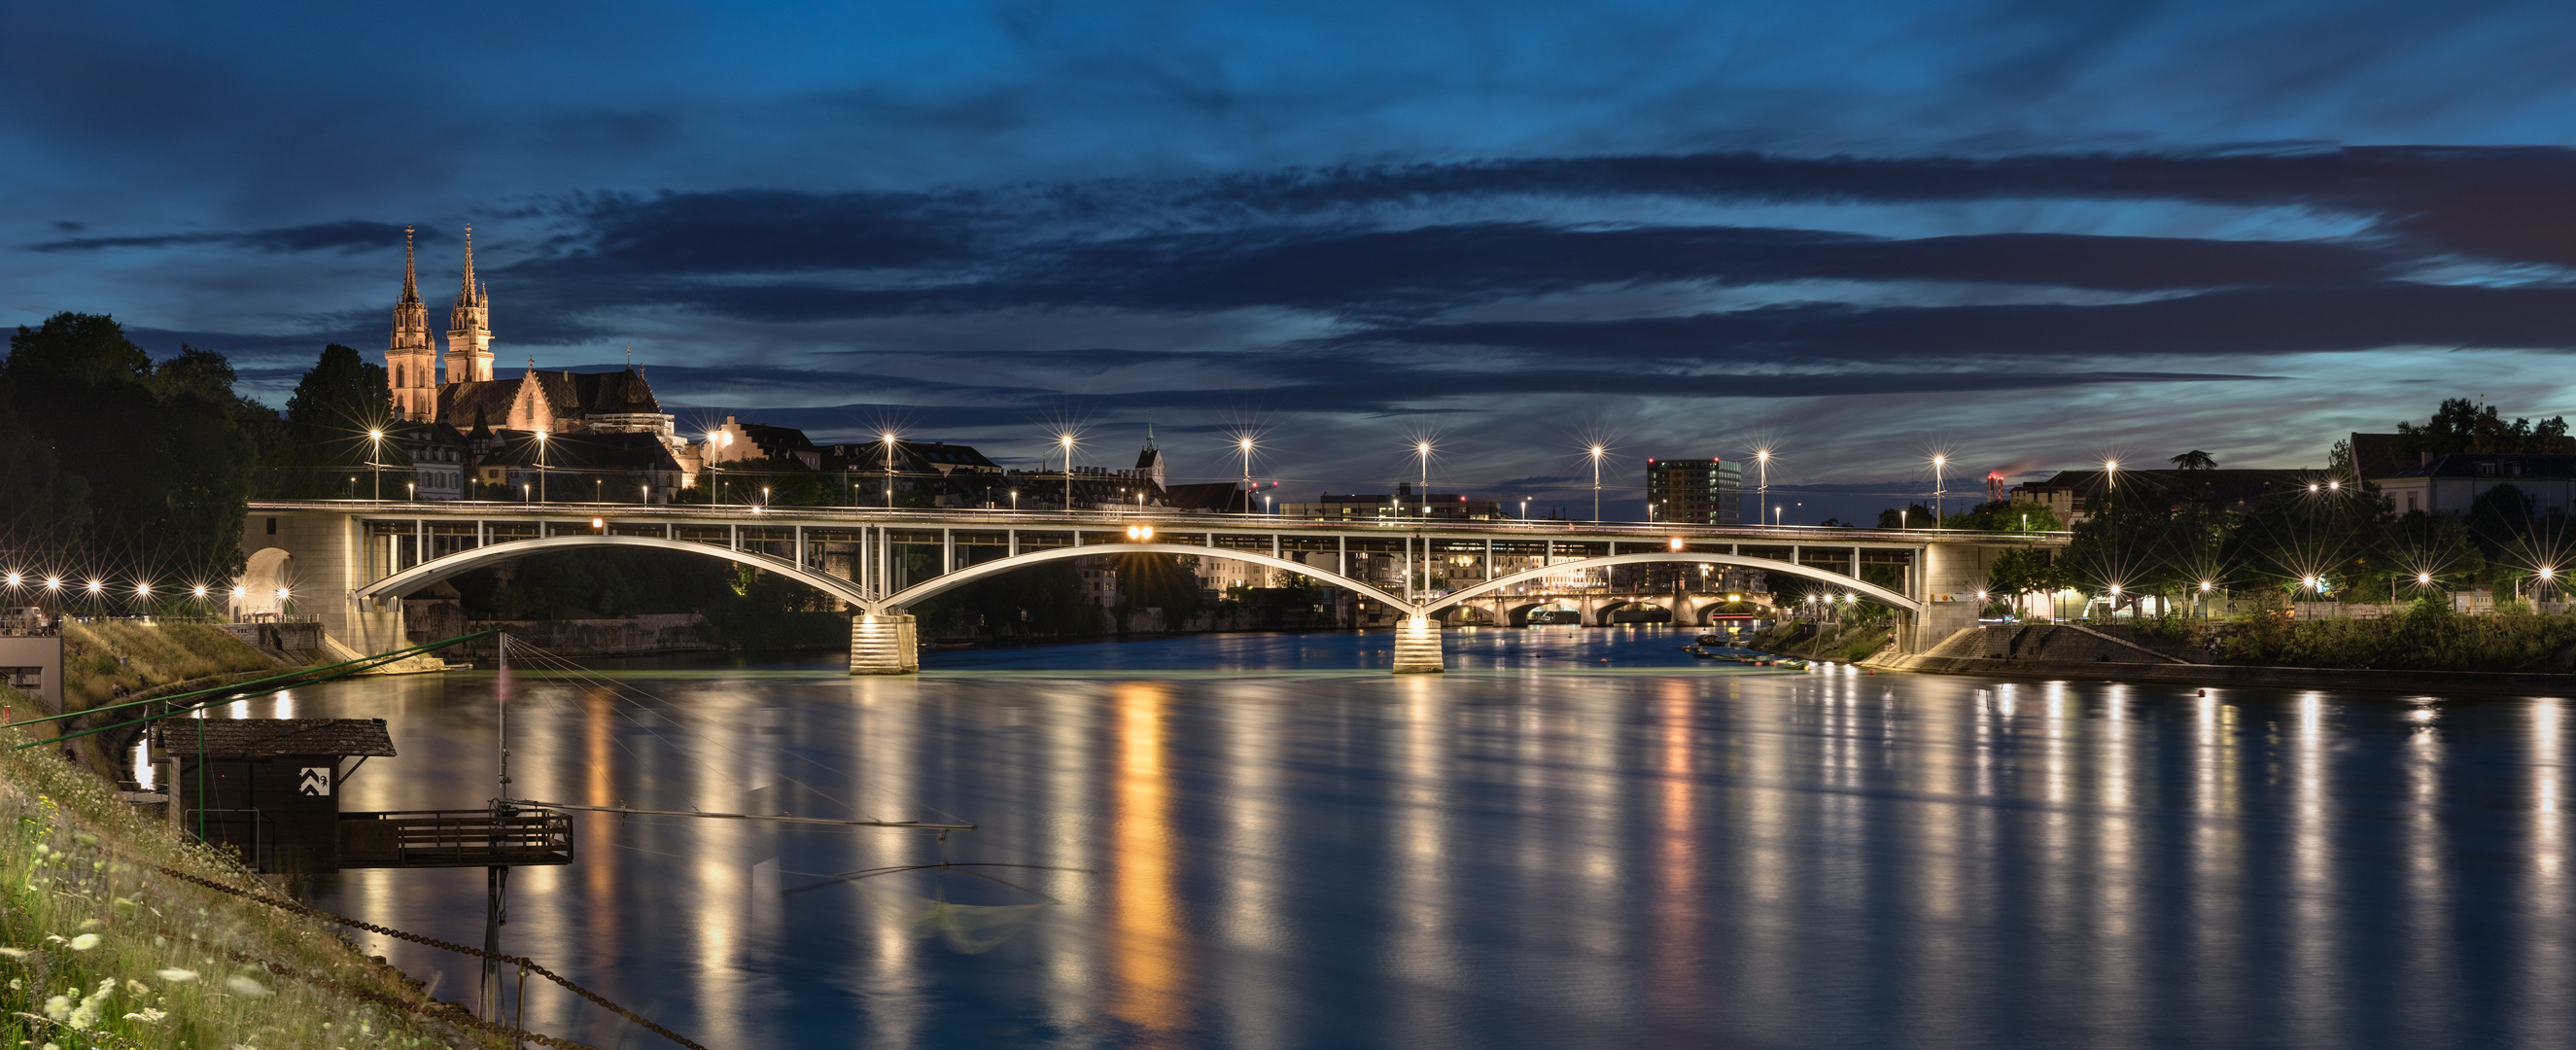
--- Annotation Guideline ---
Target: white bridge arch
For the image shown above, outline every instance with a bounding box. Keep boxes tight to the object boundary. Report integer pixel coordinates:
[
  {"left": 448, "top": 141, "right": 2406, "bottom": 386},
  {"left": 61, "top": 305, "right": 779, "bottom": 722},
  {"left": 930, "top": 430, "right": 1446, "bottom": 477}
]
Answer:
[
  {"left": 1421, "top": 552, "right": 1921, "bottom": 614},
  {"left": 352, "top": 536, "right": 1916, "bottom": 617},
  {"left": 353, "top": 534, "right": 874, "bottom": 608}
]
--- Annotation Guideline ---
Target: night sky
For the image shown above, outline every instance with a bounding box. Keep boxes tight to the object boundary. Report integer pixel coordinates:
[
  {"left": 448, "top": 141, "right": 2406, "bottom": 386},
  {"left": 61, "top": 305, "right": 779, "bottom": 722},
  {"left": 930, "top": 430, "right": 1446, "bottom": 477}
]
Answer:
[{"left": 9, "top": 1, "right": 2576, "bottom": 521}]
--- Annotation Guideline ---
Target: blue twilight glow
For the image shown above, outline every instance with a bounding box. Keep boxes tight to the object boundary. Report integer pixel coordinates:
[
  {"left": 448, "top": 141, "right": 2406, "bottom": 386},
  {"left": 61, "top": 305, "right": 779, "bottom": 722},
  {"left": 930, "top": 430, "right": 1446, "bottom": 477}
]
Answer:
[{"left": 10, "top": 1, "right": 2576, "bottom": 521}]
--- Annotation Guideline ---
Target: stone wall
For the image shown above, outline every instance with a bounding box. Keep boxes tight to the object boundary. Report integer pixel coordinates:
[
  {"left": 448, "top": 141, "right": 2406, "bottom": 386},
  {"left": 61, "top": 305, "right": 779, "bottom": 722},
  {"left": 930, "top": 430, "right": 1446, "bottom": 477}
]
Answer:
[{"left": 451, "top": 613, "right": 719, "bottom": 657}]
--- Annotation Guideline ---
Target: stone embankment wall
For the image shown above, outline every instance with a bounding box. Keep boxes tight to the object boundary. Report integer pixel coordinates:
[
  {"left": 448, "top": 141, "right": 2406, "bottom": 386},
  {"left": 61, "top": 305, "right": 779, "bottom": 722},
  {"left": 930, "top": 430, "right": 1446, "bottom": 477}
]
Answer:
[
  {"left": 1874, "top": 623, "right": 2576, "bottom": 696},
  {"left": 444, "top": 613, "right": 720, "bottom": 657}
]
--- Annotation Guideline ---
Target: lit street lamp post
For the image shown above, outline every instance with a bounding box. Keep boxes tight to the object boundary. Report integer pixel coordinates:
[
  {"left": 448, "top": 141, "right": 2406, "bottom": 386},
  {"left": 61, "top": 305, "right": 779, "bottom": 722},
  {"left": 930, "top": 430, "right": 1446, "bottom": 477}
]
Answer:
[{"left": 1587, "top": 445, "right": 1606, "bottom": 521}]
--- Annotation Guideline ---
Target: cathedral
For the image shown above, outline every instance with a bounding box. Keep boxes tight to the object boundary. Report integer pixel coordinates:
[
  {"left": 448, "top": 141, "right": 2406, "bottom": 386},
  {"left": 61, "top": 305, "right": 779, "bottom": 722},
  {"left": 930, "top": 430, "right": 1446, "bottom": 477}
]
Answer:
[{"left": 386, "top": 227, "right": 675, "bottom": 438}]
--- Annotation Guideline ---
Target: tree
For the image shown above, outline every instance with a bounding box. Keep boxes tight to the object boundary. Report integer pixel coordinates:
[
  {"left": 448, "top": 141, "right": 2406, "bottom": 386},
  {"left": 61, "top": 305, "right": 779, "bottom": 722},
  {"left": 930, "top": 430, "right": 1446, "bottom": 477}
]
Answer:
[
  {"left": 2171, "top": 449, "right": 2217, "bottom": 471},
  {"left": 2393, "top": 398, "right": 2572, "bottom": 459},
  {"left": 268, "top": 344, "right": 406, "bottom": 499},
  {"left": 3, "top": 314, "right": 258, "bottom": 583}
]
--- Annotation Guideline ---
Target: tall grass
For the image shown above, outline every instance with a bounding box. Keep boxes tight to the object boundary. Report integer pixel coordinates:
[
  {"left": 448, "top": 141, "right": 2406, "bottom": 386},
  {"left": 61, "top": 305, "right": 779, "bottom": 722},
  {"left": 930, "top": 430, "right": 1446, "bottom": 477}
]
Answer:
[
  {"left": 61, "top": 623, "right": 281, "bottom": 713},
  {"left": 0, "top": 711, "right": 477, "bottom": 1048},
  {"left": 2221, "top": 600, "right": 2576, "bottom": 672}
]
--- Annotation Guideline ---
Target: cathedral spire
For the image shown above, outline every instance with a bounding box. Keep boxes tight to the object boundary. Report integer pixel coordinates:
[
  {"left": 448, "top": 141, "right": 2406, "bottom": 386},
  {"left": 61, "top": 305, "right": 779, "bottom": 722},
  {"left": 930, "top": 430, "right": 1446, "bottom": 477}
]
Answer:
[
  {"left": 399, "top": 226, "right": 420, "bottom": 305},
  {"left": 458, "top": 225, "right": 479, "bottom": 304},
  {"left": 445, "top": 224, "right": 497, "bottom": 384}
]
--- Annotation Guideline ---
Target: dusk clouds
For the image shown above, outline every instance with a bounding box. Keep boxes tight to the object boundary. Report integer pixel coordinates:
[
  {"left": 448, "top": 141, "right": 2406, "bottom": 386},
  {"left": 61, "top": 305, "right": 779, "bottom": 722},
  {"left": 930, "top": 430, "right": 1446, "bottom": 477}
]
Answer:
[{"left": 9, "top": 1, "right": 2576, "bottom": 519}]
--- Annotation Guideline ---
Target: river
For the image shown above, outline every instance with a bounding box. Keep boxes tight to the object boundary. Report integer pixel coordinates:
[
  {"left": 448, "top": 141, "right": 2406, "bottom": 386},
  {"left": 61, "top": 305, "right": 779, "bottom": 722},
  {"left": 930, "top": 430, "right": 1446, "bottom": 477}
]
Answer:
[{"left": 257, "top": 626, "right": 2576, "bottom": 1049}]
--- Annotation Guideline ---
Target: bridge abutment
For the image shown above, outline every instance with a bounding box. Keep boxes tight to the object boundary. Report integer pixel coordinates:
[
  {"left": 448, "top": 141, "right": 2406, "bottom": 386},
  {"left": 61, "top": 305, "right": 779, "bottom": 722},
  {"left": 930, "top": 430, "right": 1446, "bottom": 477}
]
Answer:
[
  {"left": 850, "top": 613, "right": 920, "bottom": 675},
  {"left": 1392, "top": 615, "right": 1445, "bottom": 674}
]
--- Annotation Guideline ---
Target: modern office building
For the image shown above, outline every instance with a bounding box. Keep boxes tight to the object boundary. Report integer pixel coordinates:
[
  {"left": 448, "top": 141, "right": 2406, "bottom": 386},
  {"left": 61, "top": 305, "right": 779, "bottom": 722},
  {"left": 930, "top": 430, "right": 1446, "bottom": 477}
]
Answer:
[{"left": 1645, "top": 456, "right": 1744, "bottom": 525}]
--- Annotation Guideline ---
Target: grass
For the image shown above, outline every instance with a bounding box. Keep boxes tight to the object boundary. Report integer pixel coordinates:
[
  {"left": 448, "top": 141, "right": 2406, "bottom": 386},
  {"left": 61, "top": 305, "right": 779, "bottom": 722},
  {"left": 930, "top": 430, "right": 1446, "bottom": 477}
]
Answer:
[
  {"left": 60, "top": 623, "right": 285, "bottom": 714},
  {"left": 0, "top": 702, "right": 486, "bottom": 1048},
  {"left": 1750, "top": 620, "right": 1895, "bottom": 662},
  {"left": 2216, "top": 599, "right": 2576, "bottom": 672}
]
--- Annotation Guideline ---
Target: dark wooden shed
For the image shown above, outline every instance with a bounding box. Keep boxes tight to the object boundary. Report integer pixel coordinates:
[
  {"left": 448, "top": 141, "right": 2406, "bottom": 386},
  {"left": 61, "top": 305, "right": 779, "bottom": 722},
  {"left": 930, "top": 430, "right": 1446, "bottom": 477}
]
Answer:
[{"left": 151, "top": 718, "right": 397, "bottom": 874}]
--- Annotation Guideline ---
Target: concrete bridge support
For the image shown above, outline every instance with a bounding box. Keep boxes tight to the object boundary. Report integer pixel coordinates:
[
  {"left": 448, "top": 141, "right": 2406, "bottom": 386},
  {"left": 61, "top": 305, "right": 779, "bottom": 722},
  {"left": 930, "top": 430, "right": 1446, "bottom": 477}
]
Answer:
[
  {"left": 1392, "top": 615, "right": 1445, "bottom": 674},
  {"left": 850, "top": 613, "right": 920, "bottom": 675}
]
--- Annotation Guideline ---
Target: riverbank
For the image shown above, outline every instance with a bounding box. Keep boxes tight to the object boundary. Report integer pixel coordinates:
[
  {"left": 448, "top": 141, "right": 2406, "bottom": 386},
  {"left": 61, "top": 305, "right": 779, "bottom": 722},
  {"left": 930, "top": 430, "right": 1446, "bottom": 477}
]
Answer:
[
  {"left": 0, "top": 717, "right": 483, "bottom": 1048},
  {"left": 1874, "top": 622, "right": 2576, "bottom": 695}
]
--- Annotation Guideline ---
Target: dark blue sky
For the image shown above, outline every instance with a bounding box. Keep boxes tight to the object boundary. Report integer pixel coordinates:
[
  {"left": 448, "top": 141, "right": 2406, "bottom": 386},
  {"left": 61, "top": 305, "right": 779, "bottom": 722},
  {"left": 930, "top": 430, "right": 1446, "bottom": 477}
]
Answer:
[{"left": 9, "top": 0, "right": 2576, "bottom": 520}]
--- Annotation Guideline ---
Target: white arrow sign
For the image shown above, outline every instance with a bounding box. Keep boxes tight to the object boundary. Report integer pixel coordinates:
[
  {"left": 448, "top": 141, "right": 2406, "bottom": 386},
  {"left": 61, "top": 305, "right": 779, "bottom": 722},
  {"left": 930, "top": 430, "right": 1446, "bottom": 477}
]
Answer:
[{"left": 298, "top": 767, "right": 331, "bottom": 796}]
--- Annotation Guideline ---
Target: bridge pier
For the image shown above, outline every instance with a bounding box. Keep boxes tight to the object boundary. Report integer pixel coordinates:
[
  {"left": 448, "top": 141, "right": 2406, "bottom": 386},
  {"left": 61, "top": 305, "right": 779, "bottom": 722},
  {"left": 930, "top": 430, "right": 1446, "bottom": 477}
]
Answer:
[
  {"left": 1392, "top": 614, "right": 1444, "bottom": 674},
  {"left": 850, "top": 613, "right": 920, "bottom": 675}
]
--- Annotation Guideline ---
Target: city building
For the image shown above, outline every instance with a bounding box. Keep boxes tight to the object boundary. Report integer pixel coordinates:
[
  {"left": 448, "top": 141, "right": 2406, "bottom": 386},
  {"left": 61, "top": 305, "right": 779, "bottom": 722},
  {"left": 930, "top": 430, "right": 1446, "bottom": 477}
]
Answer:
[
  {"left": 1644, "top": 456, "right": 1744, "bottom": 525},
  {"left": 1278, "top": 484, "right": 1504, "bottom": 520},
  {"left": 2008, "top": 468, "right": 2315, "bottom": 524},
  {"left": 2371, "top": 454, "right": 2576, "bottom": 516}
]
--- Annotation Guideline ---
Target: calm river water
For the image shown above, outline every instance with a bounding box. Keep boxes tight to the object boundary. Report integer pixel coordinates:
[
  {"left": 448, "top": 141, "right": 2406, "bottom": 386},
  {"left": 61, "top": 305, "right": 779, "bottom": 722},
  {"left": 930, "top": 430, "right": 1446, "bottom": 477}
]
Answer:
[{"left": 265, "top": 627, "right": 2575, "bottom": 1049}]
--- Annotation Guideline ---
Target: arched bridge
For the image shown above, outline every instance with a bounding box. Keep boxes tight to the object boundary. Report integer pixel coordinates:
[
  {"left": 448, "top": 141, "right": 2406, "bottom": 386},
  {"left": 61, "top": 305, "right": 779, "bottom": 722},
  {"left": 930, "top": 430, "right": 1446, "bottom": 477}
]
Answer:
[{"left": 248, "top": 501, "right": 2059, "bottom": 674}]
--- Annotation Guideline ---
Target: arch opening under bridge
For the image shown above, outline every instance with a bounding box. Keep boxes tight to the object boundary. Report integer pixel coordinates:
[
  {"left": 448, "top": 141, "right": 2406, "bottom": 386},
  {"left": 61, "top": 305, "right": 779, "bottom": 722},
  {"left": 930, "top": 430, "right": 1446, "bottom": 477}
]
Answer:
[
  {"left": 877, "top": 542, "right": 1413, "bottom": 613},
  {"left": 351, "top": 534, "right": 875, "bottom": 608},
  {"left": 1421, "top": 552, "right": 1921, "bottom": 615}
]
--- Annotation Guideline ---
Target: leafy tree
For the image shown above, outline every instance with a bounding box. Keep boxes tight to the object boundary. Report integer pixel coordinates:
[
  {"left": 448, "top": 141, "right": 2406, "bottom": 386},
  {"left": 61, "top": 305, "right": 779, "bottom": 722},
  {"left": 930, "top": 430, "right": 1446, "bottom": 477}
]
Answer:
[
  {"left": 1876, "top": 504, "right": 1934, "bottom": 529},
  {"left": 1114, "top": 552, "right": 1206, "bottom": 625},
  {"left": 2, "top": 314, "right": 258, "bottom": 582},
  {"left": 2464, "top": 483, "right": 2535, "bottom": 556},
  {"left": 1944, "top": 499, "right": 2064, "bottom": 533},
  {"left": 2393, "top": 398, "right": 2572, "bottom": 458},
  {"left": 2171, "top": 449, "right": 2218, "bottom": 471},
  {"left": 268, "top": 344, "right": 407, "bottom": 499}
]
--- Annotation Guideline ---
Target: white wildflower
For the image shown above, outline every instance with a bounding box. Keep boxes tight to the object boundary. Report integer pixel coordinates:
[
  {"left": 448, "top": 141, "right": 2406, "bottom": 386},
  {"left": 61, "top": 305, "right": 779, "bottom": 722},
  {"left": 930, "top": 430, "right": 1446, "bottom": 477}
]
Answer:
[
  {"left": 42, "top": 994, "right": 68, "bottom": 1020},
  {"left": 0, "top": 947, "right": 25, "bottom": 958},
  {"left": 122, "top": 1008, "right": 167, "bottom": 1023},
  {"left": 76, "top": 919, "right": 99, "bottom": 930},
  {"left": 157, "top": 967, "right": 197, "bottom": 983},
  {"left": 124, "top": 979, "right": 150, "bottom": 997},
  {"left": 66, "top": 934, "right": 97, "bottom": 952},
  {"left": 224, "top": 973, "right": 271, "bottom": 998},
  {"left": 42, "top": 1042, "right": 58, "bottom": 1050}
]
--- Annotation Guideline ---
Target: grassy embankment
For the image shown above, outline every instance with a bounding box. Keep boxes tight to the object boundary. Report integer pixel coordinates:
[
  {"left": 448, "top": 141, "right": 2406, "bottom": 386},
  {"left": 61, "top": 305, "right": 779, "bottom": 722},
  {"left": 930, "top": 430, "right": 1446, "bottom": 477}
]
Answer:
[
  {"left": 51, "top": 623, "right": 294, "bottom": 782},
  {"left": 1750, "top": 619, "right": 1896, "bottom": 663},
  {"left": 2133, "top": 599, "right": 2576, "bottom": 673},
  {"left": 0, "top": 699, "right": 479, "bottom": 1048}
]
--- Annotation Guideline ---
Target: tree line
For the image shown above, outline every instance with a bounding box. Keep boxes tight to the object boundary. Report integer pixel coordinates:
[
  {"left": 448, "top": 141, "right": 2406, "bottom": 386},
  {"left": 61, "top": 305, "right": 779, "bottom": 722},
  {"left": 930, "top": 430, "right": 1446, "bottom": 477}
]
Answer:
[
  {"left": 1981, "top": 399, "right": 2576, "bottom": 613},
  {"left": 0, "top": 313, "right": 419, "bottom": 590}
]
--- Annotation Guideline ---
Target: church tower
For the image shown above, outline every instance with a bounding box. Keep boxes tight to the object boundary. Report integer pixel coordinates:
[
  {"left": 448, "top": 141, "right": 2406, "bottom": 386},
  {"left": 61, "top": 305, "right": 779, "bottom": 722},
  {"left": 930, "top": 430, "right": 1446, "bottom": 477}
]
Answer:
[
  {"left": 444, "top": 226, "right": 496, "bottom": 385},
  {"left": 386, "top": 226, "right": 437, "bottom": 421}
]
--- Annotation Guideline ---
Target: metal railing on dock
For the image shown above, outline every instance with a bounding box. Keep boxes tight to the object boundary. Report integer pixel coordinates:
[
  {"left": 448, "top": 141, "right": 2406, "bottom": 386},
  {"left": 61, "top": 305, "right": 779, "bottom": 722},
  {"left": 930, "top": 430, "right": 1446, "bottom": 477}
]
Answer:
[{"left": 337, "top": 807, "right": 574, "bottom": 868}]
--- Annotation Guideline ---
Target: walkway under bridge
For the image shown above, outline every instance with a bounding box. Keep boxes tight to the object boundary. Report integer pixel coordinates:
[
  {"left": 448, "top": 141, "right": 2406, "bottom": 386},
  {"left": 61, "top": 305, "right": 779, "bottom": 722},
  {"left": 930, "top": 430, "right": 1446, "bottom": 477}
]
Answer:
[{"left": 241, "top": 502, "right": 2062, "bottom": 673}]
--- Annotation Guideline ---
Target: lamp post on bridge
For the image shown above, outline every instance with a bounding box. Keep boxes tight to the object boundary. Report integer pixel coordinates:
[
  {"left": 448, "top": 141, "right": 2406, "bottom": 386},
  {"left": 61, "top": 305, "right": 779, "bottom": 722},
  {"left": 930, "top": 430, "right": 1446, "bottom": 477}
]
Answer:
[
  {"left": 1059, "top": 434, "right": 1076, "bottom": 511},
  {"left": 535, "top": 431, "right": 549, "bottom": 504},
  {"left": 1587, "top": 445, "right": 1606, "bottom": 521},
  {"left": 1931, "top": 454, "right": 1946, "bottom": 527},
  {"left": 1416, "top": 440, "right": 1434, "bottom": 520},
  {"left": 367, "top": 429, "right": 385, "bottom": 502},
  {"left": 1240, "top": 437, "right": 1257, "bottom": 516}
]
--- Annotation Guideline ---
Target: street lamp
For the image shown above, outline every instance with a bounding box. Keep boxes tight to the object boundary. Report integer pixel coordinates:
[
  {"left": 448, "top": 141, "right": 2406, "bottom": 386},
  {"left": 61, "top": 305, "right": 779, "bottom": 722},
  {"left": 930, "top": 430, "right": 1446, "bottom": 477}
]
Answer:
[
  {"left": 1753, "top": 447, "right": 1771, "bottom": 526},
  {"left": 535, "top": 431, "right": 549, "bottom": 504},
  {"left": 1587, "top": 444, "right": 1606, "bottom": 521},
  {"left": 1415, "top": 440, "right": 1435, "bottom": 519},
  {"left": 1240, "top": 437, "right": 1258, "bottom": 516},
  {"left": 880, "top": 432, "right": 900, "bottom": 509},
  {"left": 1059, "top": 434, "right": 1076, "bottom": 511},
  {"left": 1931, "top": 454, "right": 1946, "bottom": 525}
]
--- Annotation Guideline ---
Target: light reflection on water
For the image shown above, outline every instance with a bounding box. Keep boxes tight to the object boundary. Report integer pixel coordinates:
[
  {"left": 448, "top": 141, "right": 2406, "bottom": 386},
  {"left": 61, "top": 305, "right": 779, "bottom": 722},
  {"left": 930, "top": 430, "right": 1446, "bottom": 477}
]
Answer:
[{"left": 282, "top": 628, "right": 2576, "bottom": 1049}]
